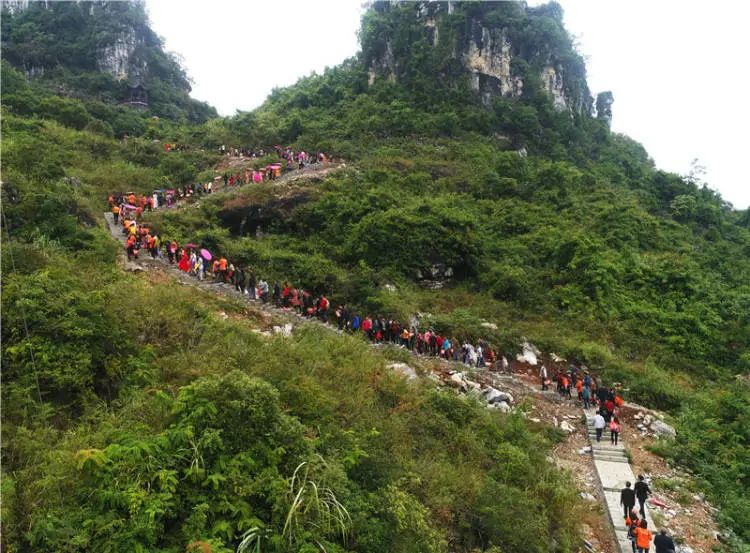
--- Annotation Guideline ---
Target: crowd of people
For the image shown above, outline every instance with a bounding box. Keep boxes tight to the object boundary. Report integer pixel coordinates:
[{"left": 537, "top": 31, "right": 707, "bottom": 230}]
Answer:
[
  {"left": 218, "top": 143, "right": 333, "bottom": 167},
  {"left": 109, "top": 142, "right": 686, "bottom": 553},
  {"left": 109, "top": 200, "right": 515, "bottom": 372},
  {"left": 538, "top": 363, "right": 625, "bottom": 444},
  {"left": 108, "top": 144, "right": 335, "bottom": 222},
  {"left": 620, "top": 483, "right": 675, "bottom": 553}
]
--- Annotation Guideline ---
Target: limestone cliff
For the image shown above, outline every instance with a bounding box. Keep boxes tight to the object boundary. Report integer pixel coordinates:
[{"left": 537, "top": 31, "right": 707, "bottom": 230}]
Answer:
[
  {"left": 0, "top": 0, "right": 216, "bottom": 120},
  {"left": 362, "top": 1, "right": 594, "bottom": 114}
]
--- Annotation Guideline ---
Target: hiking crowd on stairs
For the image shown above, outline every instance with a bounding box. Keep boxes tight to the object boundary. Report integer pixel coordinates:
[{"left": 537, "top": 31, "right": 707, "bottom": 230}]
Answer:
[
  {"left": 109, "top": 202, "right": 513, "bottom": 372},
  {"left": 108, "top": 145, "right": 335, "bottom": 223}
]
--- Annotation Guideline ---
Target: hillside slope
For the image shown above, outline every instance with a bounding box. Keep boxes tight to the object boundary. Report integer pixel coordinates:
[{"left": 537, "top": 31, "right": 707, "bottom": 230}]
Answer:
[{"left": 1, "top": 1, "right": 749, "bottom": 552}]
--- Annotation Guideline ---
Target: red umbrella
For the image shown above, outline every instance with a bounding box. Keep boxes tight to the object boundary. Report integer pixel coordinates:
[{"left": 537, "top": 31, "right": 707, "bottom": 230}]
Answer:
[
  {"left": 185, "top": 243, "right": 198, "bottom": 248},
  {"left": 200, "top": 248, "right": 212, "bottom": 261}
]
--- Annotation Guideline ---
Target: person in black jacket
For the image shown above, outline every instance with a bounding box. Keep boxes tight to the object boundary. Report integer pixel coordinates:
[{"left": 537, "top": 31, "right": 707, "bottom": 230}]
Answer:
[
  {"left": 653, "top": 529, "right": 676, "bottom": 553},
  {"left": 620, "top": 481, "right": 636, "bottom": 517},
  {"left": 634, "top": 475, "right": 651, "bottom": 517}
]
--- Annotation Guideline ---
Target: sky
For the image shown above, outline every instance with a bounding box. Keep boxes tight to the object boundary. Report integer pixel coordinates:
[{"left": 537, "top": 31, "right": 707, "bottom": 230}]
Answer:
[{"left": 147, "top": 1, "right": 750, "bottom": 209}]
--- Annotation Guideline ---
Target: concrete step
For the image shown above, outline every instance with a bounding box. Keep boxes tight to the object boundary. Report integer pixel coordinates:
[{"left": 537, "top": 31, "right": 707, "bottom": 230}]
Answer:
[
  {"left": 590, "top": 443, "right": 627, "bottom": 450},
  {"left": 593, "top": 455, "right": 630, "bottom": 464}
]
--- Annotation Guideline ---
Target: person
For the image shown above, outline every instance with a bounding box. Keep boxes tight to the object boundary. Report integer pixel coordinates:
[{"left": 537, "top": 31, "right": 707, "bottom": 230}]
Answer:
[
  {"left": 593, "top": 411, "right": 606, "bottom": 442},
  {"left": 582, "top": 384, "right": 591, "bottom": 409},
  {"left": 112, "top": 204, "right": 120, "bottom": 224},
  {"left": 539, "top": 365, "right": 548, "bottom": 390},
  {"left": 626, "top": 511, "right": 640, "bottom": 553},
  {"left": 168, "top": 240, "right": 177, "bottom": 264},
  {"left": 218, "top": 257, "right": 228, "bottom": 282},
  {"left": 178, "top": 249, "right": 190, "bottom": 272},
  {"left": 634, "top": 519, "right": 653, "bottom": 553},
  {"left": 610, "top": 416, "right": 621, "bottom": 445},
  {"left": 235, "top": 266, "right": 245, "bottom": 293},
  {"left": 362, "top": 316, "right": 372, "bottom": 339},
  {"left": 634, "top": 475, "right": 651, "bottom": 517},
  {"left": 620, "top": 482, "right": 636, "bottom": 518},
  {"left": 319, "top": 295, "right": 329, "bottom": 323},
  {"left": 247, "top": 271, "right": 256, "bottom": 299},
  {"left": 653, "top": 529, "right": 676, "bottom": 553},
  {"left": 126, "top": 234, "right": 137, "bottom": 260}
]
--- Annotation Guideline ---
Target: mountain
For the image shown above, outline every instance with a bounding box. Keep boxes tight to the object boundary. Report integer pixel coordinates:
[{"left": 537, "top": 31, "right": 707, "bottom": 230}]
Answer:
[
  {"left": 1, "top": 0, "right": 216, "bottom": 123},
  {"left": 363, "top": 1, "right": 594, "bottom": 113},
  {"left": 1, "top": 2, "right": 748, "bottom": 553}
]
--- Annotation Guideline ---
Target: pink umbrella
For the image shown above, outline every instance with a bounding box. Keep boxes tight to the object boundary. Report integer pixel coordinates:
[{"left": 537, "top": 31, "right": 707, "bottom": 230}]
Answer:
[
  {"left": 185, "top": 243, "right": 198, "bottom": 249},
  {"left": 200, "top": 248, "right": 212, "bottom": 261}
]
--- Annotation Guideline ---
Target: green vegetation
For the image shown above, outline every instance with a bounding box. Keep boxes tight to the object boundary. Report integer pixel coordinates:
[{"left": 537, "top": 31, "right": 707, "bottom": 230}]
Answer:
[
  {"left": 2, "top": 1, "right": 749, "bottom": 551},
  {"left": 1, "top": 1, "right": 216, "bottom": 124}
]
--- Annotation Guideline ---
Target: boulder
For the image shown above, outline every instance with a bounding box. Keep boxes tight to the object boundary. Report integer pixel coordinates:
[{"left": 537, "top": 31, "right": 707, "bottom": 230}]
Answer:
[
  {"left": 484, "top": 387, "right": 513, "bottom": 405},
  {"left": 272, "top": 323, "right": 293, "bottom": 337},
  {"left": 560, "top": 420, "right": 575, "bottom": 433},
  {"left": 492, "top": 401, "right": 511, "bottom": 412},
  {"left": 484, "top": 387, "right": 502, "bottom": 402},
  {"left": 388, "top": 363, "right": 417, "bottom": 380},
  {"left": 516, "top": 340, "right": 541, "bottom": 365},
  {"left": 465, "top": 379, "right": 481, "bottom": 392},
  {"left": 651, "top": 419, "right": 676, "bottom": 439},
  {"left": 448, "top": 372, "right": 467, "bottom": 391},
  {"left": 642, "top": 414, "right": 654, "bottom": 426},
  {"left": 496, "top": 391, "right": 515, "bottom": 405}
]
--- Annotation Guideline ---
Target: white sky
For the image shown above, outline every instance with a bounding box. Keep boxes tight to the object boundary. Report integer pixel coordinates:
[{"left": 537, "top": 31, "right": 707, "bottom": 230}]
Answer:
[{"left": 147, "top": 0, "right": 750, "bottom": 209}]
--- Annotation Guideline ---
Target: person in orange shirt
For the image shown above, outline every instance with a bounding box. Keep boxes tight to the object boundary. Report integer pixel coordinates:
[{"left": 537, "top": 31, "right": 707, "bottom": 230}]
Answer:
[
  {"left": 126, "top": 234, "right": 137, "bottom": 260},
  {"left": 112, "top": 204, "right": 120, "bottom": 224},
  {"left": 576, "top": 378, "right": 583, "bottom": 399},
  {"left": 634, "top": 519, "right": 653, "bottom": 553},
  {"left": 625, "top": 511, "right": 639, "bottom": 553},
  {"left": 219, "top": 257, "right": 228, "bottom": 281}
]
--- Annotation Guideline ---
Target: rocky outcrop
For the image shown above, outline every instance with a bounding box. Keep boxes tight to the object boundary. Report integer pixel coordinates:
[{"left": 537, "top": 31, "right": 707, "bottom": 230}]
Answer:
[
  {"left": 463, "top": 22, "right": 523, "bottom": 104},
  {"left": 540, "top": 65, "right": 568, "bottom": 110},
  {"left": 96, "top": 28, "right": 145, "bottom": 81},
  {"left": 596, "top": 91, "right": 614, "bottom": 125},
  {"left": 366, "top": 1, "right": 592, "bottom": 113}
]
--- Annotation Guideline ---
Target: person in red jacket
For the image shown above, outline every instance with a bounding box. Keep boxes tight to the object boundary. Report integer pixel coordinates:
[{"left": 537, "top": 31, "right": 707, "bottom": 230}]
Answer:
[{"left": 362, "top": 316, "right": 373, "bottom": 340}]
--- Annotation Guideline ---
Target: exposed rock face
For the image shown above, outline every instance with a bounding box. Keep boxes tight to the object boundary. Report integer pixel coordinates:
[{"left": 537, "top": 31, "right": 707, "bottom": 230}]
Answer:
[
  {"left": 463, "top": 22, "right": 523, "bottom": 104},
  {"left": 540, "top": 65, "right": 568, "bottom": 110},
  {"left": 96, "top": 28, "right": 145, "bottom": 81},
  {"left": 596, "top": 91, "right": 614, "bottom": 125},
  {"left": 650, "top": 419, "right": 677, "bottom": 439},
  {"left": 365, "top": 1, "right": 592, "bottom": 113}
]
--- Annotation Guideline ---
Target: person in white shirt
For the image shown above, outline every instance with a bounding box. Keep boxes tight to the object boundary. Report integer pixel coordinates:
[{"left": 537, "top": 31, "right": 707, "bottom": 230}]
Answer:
[
  {"left": 593, "top": 412, "right": 606, "bottom": 442},
  {"left": 539, "top": 365, "right": 548, "bottom": 390}
]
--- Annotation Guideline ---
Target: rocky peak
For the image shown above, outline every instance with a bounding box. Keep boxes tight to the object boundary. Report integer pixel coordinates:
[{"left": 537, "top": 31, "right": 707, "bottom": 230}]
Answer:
[
  {"left": 595, "top": 91, "right": 614, "bottom": 125},
  {"left": 364, "top": 1, "right": 593, "bottom": 114}
]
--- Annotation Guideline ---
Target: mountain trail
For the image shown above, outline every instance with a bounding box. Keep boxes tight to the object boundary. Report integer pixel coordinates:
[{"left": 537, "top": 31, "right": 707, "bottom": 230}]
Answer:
[{"left": 103, "top": 162, "right": 716, "bottom": 553}]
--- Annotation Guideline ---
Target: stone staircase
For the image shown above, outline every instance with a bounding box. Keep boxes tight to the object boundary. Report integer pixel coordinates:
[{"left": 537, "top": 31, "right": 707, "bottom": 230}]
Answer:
[{"left": 585, "top": 410, "right": 654, "bottom": 553}]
